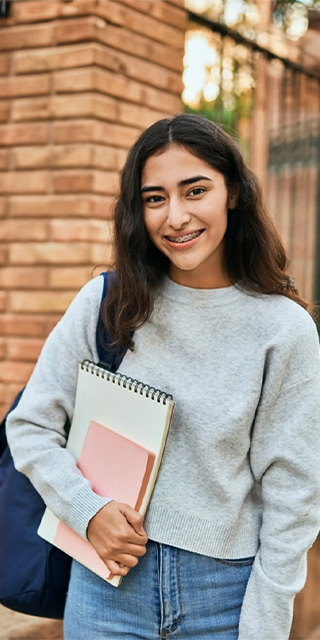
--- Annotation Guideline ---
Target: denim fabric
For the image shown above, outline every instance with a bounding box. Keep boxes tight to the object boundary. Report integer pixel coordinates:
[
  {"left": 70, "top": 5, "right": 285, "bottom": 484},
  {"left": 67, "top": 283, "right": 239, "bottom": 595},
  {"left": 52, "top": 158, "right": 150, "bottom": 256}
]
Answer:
[{"left": 63, "top": 541, "right": 254, "bottom": 639}]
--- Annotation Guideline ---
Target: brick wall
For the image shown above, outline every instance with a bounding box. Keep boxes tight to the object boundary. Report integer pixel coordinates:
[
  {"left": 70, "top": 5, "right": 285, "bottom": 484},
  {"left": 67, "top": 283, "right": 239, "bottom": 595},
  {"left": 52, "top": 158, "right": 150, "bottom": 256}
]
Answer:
[{"left": 0, "top": 0, "right": 186, "bottom": 415}]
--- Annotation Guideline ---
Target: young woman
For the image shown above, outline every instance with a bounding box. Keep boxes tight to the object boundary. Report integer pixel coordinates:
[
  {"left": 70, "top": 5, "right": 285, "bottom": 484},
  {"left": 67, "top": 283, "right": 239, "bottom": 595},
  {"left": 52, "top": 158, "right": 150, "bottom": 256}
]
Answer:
[{"left": 7, "top": 114, "right": 320, "bottom": 640}]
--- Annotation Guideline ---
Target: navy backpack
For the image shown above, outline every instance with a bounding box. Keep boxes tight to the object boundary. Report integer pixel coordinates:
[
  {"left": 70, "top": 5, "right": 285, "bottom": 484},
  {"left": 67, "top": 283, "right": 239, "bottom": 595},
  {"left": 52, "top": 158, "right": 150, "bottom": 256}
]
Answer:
[{"left": 0, "top": 272, "right": 127, "bottom": 619}]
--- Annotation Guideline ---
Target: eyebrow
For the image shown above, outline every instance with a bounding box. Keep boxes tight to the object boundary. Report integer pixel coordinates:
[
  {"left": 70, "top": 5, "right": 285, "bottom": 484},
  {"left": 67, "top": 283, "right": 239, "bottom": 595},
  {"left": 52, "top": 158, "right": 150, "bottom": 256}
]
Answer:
[{"left": 141, "top": 175, "right": 212, "bottom": 193}]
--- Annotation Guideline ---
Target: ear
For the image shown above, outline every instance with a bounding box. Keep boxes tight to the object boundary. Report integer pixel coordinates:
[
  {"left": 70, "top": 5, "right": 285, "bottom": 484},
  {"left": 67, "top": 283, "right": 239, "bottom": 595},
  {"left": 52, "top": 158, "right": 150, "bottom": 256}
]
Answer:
[{"left": 228, "top": 183, "right": 239, "bottom": 210}]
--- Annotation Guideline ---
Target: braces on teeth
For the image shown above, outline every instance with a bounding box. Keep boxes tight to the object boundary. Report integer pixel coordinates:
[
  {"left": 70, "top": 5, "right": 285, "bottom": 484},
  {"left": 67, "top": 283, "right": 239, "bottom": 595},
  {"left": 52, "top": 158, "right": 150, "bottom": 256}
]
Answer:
[{"left": 167, "top": 231, "right": 202, "bottom": 243}]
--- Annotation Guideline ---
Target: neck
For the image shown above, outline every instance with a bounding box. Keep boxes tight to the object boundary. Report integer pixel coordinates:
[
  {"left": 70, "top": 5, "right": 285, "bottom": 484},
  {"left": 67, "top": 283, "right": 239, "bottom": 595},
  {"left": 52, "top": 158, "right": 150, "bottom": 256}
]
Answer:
[{"left": 168, "top": 266, "right": 232, "bottom": 290}]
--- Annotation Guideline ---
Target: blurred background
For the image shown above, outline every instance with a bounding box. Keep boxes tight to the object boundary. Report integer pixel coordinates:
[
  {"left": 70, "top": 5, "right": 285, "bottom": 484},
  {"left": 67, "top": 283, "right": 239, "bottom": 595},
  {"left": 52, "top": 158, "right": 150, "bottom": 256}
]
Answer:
[{"left": 0, "top": 0, "right": 319, "bottom": 638}]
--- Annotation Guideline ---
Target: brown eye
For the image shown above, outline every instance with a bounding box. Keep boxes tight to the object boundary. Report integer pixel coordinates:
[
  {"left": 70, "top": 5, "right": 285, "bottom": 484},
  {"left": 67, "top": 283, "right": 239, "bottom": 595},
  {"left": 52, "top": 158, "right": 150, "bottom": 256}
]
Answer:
[
  {"left": 145, "top": 195, "right": 164, "bottom": 204},
  {"left": 188, "top": 187, "right": 205, "bottom": 196}
]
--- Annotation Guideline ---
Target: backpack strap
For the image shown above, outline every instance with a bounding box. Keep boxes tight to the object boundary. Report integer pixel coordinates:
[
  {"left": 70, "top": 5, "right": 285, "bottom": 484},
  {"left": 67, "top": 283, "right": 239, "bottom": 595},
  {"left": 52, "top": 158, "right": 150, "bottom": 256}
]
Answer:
[
  {"left": 0, "top": 388, "right": 24, "bottom": 456},
  {"left": 1, "top": 273, "right": 129, "bottom": 456},
  {"left": 96, "top": 271, "right": 128, "bottom": 372}
]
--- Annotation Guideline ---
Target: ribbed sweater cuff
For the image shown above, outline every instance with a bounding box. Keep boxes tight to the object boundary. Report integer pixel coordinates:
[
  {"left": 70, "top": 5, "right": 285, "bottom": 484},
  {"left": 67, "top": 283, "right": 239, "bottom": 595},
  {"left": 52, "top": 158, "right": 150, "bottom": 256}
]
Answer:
[{"left": 67, "top": 485, "right": 112, "bottom": 540}]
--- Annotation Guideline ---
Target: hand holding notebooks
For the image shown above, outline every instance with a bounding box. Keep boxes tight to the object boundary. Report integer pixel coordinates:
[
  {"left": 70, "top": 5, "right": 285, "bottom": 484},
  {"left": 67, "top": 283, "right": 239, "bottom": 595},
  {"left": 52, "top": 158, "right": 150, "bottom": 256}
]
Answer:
[{"left": 38, "top": 361, "right": 175, "bottom": 586}]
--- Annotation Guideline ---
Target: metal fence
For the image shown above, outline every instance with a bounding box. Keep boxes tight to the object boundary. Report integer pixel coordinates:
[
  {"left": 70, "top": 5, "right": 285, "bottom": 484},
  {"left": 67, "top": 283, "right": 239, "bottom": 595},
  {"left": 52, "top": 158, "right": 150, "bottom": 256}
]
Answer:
[{"left": 186, "top": 12, "right": 320, "bottom": 305}]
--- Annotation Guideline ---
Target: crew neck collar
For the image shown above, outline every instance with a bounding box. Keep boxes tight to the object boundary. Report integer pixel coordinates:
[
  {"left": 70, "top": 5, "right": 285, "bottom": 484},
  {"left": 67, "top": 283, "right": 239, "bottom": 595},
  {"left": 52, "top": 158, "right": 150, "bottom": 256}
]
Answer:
[{"left": 162, "top": 274, "right": 244, "bottom": 306}]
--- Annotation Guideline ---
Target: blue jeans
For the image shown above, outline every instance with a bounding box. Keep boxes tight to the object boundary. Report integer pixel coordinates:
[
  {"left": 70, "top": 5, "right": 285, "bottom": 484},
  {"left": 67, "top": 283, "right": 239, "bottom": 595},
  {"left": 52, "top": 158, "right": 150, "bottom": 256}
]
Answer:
[{"left": 63, "top": 541, "right": 254, "bottom": 639}]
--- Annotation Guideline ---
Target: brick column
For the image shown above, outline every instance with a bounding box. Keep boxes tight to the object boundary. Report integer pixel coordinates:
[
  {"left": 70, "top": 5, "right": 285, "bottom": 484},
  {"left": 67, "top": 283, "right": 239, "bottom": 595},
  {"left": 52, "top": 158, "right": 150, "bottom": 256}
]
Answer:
[{"left": 0, "top": 0, "right": 186, "bottom": 414}]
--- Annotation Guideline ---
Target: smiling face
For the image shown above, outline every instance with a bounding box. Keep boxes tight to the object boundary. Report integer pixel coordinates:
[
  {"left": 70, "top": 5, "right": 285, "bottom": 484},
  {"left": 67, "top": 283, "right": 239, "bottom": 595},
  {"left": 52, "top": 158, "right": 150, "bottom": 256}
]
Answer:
[{"left": 141, "top": 144, "right": 238, "bottom": 289}]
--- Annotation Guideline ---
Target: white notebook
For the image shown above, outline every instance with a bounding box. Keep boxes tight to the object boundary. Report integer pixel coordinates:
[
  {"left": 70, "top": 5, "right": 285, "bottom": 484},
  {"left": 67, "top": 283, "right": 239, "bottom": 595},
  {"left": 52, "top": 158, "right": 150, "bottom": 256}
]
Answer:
[{"left": 38, "top": 361, "right": 175, "bottom": 587}]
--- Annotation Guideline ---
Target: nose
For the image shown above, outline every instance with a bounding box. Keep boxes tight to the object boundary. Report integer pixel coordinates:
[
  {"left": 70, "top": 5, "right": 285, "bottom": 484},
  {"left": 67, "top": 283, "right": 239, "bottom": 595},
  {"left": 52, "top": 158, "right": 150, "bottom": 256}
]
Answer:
[{"left": 167, "top": 197, "right": 191, "bottom": 229}]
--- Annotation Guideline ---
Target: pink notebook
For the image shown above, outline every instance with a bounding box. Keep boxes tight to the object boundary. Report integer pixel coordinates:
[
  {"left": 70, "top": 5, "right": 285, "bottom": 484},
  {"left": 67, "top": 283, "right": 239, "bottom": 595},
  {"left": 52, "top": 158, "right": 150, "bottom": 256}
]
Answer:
[{"left": 53, "top": 420, "right": 155, "bottom": 581}]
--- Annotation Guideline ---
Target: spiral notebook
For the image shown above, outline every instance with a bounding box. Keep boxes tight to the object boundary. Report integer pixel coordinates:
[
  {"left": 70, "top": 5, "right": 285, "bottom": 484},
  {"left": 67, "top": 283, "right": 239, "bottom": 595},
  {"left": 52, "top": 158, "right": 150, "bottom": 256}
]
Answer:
[{"left": 38, "top": 361, "right": 175, "bottom": 587}]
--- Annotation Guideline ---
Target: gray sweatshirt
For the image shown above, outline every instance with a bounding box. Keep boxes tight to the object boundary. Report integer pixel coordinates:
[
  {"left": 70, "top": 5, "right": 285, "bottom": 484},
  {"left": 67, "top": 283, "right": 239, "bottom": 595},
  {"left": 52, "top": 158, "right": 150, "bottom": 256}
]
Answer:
[{"left": 6, "top": 274, "right": 320, "bottom": 640}]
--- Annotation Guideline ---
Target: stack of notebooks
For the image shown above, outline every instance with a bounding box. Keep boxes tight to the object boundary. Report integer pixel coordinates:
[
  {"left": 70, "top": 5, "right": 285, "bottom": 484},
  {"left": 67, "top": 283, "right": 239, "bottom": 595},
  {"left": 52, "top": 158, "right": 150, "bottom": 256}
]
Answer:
[{"left": 38, "top": 361, "right": 175, "bottom": 587}]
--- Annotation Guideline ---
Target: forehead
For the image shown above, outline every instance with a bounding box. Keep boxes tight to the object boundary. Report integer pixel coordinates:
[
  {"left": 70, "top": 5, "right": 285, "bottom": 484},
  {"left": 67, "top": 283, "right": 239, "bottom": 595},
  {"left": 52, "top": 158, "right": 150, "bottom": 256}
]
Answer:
[{"left": 141, "top": 144, "right": 219, "bottom": 185}]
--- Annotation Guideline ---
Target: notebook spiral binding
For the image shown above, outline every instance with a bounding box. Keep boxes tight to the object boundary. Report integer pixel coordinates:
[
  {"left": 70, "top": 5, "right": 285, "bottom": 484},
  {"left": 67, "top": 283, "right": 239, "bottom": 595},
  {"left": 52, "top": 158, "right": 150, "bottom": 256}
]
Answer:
[{"left": 81, "top": 360, "right": 173, "bottom": 405}]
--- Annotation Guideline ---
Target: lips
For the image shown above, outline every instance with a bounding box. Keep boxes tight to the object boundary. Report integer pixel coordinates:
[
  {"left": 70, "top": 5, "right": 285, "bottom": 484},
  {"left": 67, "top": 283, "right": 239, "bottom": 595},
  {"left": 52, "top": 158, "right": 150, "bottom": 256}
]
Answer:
[{"left": 165, "top": 230, "right": 204, "bottom": 244}]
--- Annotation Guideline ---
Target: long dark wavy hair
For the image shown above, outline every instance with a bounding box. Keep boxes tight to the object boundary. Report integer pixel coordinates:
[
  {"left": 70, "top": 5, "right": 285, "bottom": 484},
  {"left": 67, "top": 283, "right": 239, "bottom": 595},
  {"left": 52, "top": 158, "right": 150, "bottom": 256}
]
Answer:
[{"left": 102, "top": 113, "right": 308, "bottom": 351}]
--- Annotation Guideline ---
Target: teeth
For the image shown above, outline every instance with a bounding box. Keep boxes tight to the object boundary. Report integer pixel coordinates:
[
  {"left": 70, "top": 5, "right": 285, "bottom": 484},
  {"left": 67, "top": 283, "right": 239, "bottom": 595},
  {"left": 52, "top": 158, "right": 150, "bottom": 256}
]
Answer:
[{"left": 166, "top": 230, "right": 202, "bottom": 243}]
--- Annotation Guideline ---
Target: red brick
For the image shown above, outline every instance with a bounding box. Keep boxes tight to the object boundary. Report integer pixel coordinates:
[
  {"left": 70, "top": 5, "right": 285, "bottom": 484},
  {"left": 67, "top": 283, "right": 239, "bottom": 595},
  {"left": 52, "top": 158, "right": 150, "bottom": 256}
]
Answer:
[
  {"left": 95, "top": 121, "right": 139, "bottom": 149},
  {"left": 57, "top": 20, "right": 183, "bottom": 74},
  {"left": 0, "top": 150, "right": 9, "bottom": 170},
  {"left": 119, "top": 0, "right": 187, "bottom": 29},
  {"left": 92, "top": 44, "right": 183, "bottom": 93},
  {"left": 91, "top": 241, "right": 113, "bottom": 266},
  {"left": 10, "top": 290, "right": 76, "bottom": 313},
  {"left": 94, "top": 23, "right": 183, "bottom": 72},
  {"left": 13, "top": 44, "right": 95, "bottom": 75},
  {"left": 0, "top": 101, "right": 10, "bottom": 123},
  {"left": 63, "top": 92, "right": 118, "bottom": 123},
  {"left": 52, "top": 171, "right": 93, "bottom": 193},
  {"left": 0, "top": 267, "right": 48, "bottom": 289},
  {"left": 11, "top": 93, "right": 118, "bottom": 123},
  {"left": 12, "top": 144, "right": 93, "bottom": 169},
  {"left": 92, "top": 197, "right": 114, "bottom": 219},
  {"left": 49, "top": 266, "right": 93, "bottom": 289},
  {"left": 52, "top": 67, "right": 94, "bottom": 93},
  {"left": 52, "top": 67, "right": 182, "bottom": 111},
  {"left": 7, "top": 338, "right": 44, "bottom": 362},
  {"left": 0, "top": 339, "right": 5, "bottom": 360},
  {"left": 0, "top": 24, "right": 55, "bottom": 51},
  {"left": 56, "top": 15, "right": 101, "bottom": 45},
  {"left": 97, "top": 72, "right": 182, "bottom": 114},
  {"left": 0, "top": 123, "right": 49, "bottom": 145},
  {"left": 0, "top": 403, "right": 7, "bottom": 415},
  {"left": 0, "top": 247, "right": 7, "bottom": 264},
  {"left": 9, "top": 195, "right": 110, "bottom": 218},
  {"left": 11, "top": 1, "right": 59, "bottom": 23},
  {"left": 11, "top": 97, "right": 50, "bottom": 122},
  {"left": 53, "top": 119, "right": 139, "bottom": 148},
  {"left": 116, "top": 102, "right": 167, "bottom": 129},
  {"left": 11, "top": 146, "right": 52, "bottom": 169},
  {"left": 0, "top": 198, "right": 7, "bottom": 217},
  {"left": 11, "top": 0, "right": 98, "bottom": 24},
  {"left": 67, "top": 94, "right": 118, "bottom": 120},
  {"left": 90, "top": 94, "right": 165, "bottom": 129},
  {"left": 0, "top": 314, "right": 53, "bottom": 337},
  {"left": 52, "top": 170, "right": 118, "bottom": 194},
  {"left": 0, "top": 54, "right": 10, "bottom": 76},
  {"left": 92, "top": 146, "right": 127, "bottom": 171},
  {"left": 95, "top": 1, "right": 185, "bottom": 48},
  {"left": 92, "top": 170, "right": 119, "bottom": 195},
  {"left": 60, "top": 0, "right": 98, "bottom": 18},
  {"left": 0, "top": 361, "right": 35, "bottom": 384},
  {"left": 0, "top": 171, "right": 50, "bottom": 194},
  {"left": 11, "top": 36, "right": 181, "bottom": 81},
  {"left": 0, "top": 75, "right": 50, "bottom": 98},
  {"left": 0, "top": 403, "right": 7, "bottom": 416},
  {"left": 45, "top": 144, "right": 125, "bottom": 171},
  {"left": 9, "top": 242, "right": 92, "bottom": 265},
  {"left": 49, "top": 219, "right": 112, "bottom": 242},
  {"left": 0, "top": 292, "right": 7, "bottom": 312},
  {"left": 0, "top": 220, "right": 48, "bottom": 241},
  {"left": 53, "top": 119, "right": 95, "bottom": 144},
  {"left": 56, "top": 14, "right": 184, "bottom": 59}
]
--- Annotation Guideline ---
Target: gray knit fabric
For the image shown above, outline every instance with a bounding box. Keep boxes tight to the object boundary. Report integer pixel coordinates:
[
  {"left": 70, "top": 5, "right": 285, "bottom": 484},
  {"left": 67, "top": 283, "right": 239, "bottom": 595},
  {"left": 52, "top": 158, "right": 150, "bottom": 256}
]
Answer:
[{"left": 7, "top": 274, "right": 320, "bottom": 639}]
